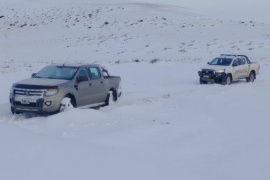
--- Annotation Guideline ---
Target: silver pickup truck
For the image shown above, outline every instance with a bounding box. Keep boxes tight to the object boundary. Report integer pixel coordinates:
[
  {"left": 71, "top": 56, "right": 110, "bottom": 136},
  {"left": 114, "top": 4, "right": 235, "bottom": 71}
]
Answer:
[{"left": 9, "top": 64, "right": 121, "bottom": 114}]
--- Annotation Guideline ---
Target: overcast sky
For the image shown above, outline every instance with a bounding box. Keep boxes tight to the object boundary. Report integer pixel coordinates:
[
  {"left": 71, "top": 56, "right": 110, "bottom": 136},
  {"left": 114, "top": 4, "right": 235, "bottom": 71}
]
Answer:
[{"left": 136, "top": 0, "right": 270, "bottom": 23}]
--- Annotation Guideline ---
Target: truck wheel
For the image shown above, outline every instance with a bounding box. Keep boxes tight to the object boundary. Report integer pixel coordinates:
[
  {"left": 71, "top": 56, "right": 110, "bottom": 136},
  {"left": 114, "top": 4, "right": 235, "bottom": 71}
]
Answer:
[
  {"left": 11, "top": 106, "right": 22, "bottom": 114},
  {"left": 105, "top": 91, "right": 117, "bottom": 106},
  {"left": 222, "top": 75, "right": 231, "bottom": 85},
  {"left": 246, "top": 72, "right": 255, "bottom": 82},
  {"left": 59, "top": 97, "right": 75, "bottom": 112},
  {"left": 200, "top": 78, "right": 208, "bottom": 84}
]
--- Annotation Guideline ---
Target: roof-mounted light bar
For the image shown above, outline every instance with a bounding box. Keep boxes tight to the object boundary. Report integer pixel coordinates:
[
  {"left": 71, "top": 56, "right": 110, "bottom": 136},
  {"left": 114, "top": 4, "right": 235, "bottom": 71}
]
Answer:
[{"left": 220, "top": 54, "right": 239, "bottom": 57}]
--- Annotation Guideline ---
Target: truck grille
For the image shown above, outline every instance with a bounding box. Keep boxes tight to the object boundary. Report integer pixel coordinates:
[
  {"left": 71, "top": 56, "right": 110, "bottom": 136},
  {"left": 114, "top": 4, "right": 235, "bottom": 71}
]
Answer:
[
  {"left": 14, "top": 88, "right": 45, "bottom": 97},
  {"left": 202, "top": 69, "right": 215, "bottom": 76}
]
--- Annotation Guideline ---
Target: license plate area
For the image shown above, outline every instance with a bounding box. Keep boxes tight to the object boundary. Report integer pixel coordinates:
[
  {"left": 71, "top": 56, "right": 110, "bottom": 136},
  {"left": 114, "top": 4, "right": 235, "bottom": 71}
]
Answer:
[
  {"left": 203, "top": 75, "right": 209, "bottom": 78},
  {"left": 21, "top": 99, "right": 30, "bottom": 104}
]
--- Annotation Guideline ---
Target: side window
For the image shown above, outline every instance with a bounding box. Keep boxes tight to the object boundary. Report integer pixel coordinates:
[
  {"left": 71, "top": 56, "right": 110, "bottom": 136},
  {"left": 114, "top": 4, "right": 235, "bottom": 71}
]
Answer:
[
  {"left": 78, "top": 67, "right": 90, "bottom": 79},
  {"left": 89, "top": 67, "right": 101, "bottom": 79},
  {"left": 232, "top": 59, "right": 239, "bottom": 66},
  {"left": 239, "top": 58, "right": 246, "bottom": 65}
]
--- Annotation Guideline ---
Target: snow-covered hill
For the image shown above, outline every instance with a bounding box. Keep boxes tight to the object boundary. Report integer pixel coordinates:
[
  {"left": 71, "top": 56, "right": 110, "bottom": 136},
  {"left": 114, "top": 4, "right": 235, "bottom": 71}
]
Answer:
[
  {"left": 1, "top": 0, "right": 270, "bottom": 180},
  {"left": 1, "top": 0, "right": 270, "bottom": 72},
  {"left": 140, "top": 0, "right": 270, "bottom": 23}
]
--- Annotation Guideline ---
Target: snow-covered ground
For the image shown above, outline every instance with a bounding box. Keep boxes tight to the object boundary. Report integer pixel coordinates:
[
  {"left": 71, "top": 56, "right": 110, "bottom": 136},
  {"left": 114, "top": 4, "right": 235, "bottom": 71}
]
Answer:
[
  {"left": 139, "top": 0, "right": 270, "bottom": 23},
  {"left": 1, "top": 0, "right": 270, "bottom": 180}
]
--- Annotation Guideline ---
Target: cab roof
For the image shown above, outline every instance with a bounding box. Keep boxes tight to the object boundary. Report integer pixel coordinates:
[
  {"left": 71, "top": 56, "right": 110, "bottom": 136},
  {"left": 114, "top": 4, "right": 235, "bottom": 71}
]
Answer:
[{"left": 48, "top": 63, "right": 100, "bottom": 68}]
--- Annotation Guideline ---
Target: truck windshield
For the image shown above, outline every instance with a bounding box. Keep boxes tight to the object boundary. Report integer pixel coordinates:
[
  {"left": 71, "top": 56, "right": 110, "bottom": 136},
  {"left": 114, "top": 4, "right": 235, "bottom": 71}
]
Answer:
[
  {"left": 33, "top": 66, "right": 79, "bottom": 80},
  {"left": 209, "top": 58, "right": 232, "bottom": 66}
]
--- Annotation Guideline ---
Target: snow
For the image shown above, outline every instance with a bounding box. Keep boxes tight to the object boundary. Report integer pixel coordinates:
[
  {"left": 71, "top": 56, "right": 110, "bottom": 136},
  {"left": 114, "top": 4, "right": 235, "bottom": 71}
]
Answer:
[
  {"left": 1, "top": 0, "right": 270, "bottom": 180},
  {"left": 138, "top": 0, "right": 270, "bottom": 23}
]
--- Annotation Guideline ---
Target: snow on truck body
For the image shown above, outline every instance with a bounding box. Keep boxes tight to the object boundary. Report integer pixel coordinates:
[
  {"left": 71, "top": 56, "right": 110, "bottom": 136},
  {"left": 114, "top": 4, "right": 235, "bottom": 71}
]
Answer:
[
  {"left": 198, "top": 54, "right": 260, "bottom": 85},
  {"left": 9, "top": 64, "right": 121, "bottom": 114}
]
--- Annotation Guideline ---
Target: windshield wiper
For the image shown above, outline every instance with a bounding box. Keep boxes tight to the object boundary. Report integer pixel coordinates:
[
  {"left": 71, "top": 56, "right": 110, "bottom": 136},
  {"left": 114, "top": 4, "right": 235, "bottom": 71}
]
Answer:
[
  {"left": 33, "top": 76, "right": 42, "bottom": 78},
  {"left": 47, "top": 77, "right": 58, "bottom": 79}
]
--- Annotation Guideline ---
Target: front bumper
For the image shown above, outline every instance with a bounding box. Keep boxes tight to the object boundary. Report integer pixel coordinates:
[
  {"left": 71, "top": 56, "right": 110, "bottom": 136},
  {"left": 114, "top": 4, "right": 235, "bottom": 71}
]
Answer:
[
  {"left": 198, "top": 70, "right": 227, "bottom": 83},
  {"left": 10, "top": 95, "right": 62, "bottom": 114}
]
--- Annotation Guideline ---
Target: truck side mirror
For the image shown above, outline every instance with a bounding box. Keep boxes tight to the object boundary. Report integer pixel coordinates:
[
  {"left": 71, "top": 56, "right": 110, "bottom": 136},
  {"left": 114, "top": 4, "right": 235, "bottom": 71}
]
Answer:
[
  {"left": 77, "top": 76, "right": 88, "bottom": 82},
  {"left": 207, "top": 62, "right": 210, "bottom": 65},
  {"left": 31, "top": 73, "right": 36, "bottom": 78}
]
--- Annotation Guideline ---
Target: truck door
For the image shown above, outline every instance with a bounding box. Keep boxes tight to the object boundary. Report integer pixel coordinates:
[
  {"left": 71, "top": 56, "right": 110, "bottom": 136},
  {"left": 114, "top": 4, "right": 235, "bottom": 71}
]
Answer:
[
  {"left": 89, "top": 67, "right": 107, "bottom": 103},
  {"left": 76, "top": 67, "right": 94, "bottom": 106},
  {"left": 238, "top": 57, "right": 249, "bottom": 78},
  {"left": 232, "top": 59, "right": 242, "bottom": 79}
]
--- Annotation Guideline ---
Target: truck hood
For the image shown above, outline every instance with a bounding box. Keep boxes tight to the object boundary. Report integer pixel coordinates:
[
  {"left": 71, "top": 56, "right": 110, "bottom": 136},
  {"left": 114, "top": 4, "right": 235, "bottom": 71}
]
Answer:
[
  {"left": 200, "top": 65, "right": 229, "bottom": 70},
  {"left": 14, "top": 78, "right": 69, "bottom": 87}
]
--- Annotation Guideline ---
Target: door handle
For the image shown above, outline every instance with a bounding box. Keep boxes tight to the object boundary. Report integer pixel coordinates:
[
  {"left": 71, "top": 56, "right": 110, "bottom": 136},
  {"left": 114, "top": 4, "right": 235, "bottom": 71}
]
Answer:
[
  {"left": 89, "top": 83, "right": 92, "bottom": 86},
  {"left": 100, "top": 81, "right": 104, "bottom": 84}
]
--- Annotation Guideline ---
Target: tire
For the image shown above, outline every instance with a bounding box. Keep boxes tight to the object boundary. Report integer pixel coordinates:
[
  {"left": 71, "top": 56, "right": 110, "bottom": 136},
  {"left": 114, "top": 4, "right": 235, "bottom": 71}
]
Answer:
[
  {"left": 200, "top": 78, "right": 208, "bottom": 84},
  {"left": 11, "top": 106, "right": 22, "bottom": 114},
  {"left": 105, "top": 91, "right": 117, "bottom": 106},
  {"left": 246, "top": 72, "right": 255, "bottom": 82},
  {"left": 58, "top": 97, "right": 75, "bottom": 112},
  {"left": 222, "top": 74, "right": 231, "bottom": 85},
  {"left": 112, "top": 91, "right": 117, "bottom": 101}
]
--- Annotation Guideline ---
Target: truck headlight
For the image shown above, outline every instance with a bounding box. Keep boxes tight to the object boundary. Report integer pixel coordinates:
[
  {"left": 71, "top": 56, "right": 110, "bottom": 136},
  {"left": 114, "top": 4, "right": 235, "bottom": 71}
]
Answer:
[
  {"left": 44, "top": 88, "right": 59, "bottom": 96},
  {"left": 198, "top": 68, "right": 202, "bottom": 72},
  {"left": 215, "top": 69, "right": 225, "bottom": 73}
]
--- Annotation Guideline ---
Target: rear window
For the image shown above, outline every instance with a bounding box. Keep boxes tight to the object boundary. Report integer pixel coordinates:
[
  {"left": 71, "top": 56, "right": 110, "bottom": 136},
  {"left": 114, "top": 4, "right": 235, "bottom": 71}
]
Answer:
[{"left": 89, "top": 67, "right": 101, "bottom": 79}]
